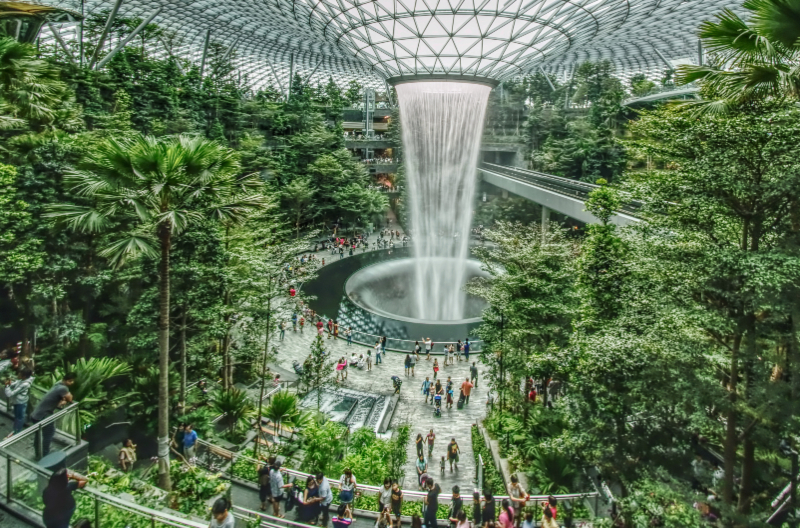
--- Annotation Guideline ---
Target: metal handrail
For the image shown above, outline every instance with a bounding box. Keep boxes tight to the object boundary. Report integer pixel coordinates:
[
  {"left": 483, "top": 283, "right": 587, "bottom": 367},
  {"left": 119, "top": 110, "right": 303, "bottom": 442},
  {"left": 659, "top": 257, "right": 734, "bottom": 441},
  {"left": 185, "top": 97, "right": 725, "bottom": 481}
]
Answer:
[
  {"left": 1, "top": 450, "right": 206, "bottom": 528},
  {"left": 212, "top": 448, "right": 597, "bottom": 503},
  {"left": 0, "top": 401, "right": 80, "bottom": 450}
]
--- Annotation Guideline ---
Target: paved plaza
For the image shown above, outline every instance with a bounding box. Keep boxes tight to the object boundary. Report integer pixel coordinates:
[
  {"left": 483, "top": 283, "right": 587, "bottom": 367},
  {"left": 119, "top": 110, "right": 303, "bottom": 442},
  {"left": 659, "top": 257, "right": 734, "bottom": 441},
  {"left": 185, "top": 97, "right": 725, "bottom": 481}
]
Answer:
[{"left": 271, "top": 329, "right": 490, "bottom": 491}]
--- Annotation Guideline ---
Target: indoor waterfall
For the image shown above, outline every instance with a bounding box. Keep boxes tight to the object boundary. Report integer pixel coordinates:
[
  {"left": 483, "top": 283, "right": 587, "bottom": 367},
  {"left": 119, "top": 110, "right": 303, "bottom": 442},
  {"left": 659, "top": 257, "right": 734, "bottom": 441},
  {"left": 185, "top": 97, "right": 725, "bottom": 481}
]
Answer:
[{"left": 395, "top": 81, "right": 491, "bottom": 321}]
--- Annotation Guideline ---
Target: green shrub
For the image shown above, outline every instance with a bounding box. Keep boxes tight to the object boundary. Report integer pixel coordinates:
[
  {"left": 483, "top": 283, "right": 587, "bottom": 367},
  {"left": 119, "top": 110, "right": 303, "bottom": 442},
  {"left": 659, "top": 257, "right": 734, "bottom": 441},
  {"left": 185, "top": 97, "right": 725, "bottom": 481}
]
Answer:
[{"left": 472, "top": 424, "right": 505, "bottom": 494}]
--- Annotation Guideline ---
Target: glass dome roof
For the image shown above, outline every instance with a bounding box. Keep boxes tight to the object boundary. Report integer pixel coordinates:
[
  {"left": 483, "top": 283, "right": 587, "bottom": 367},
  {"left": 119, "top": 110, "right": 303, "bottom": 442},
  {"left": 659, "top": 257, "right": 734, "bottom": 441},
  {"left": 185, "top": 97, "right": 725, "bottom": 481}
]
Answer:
[{"left": 38, "top": 0, "right": 745, "bottom": 86}]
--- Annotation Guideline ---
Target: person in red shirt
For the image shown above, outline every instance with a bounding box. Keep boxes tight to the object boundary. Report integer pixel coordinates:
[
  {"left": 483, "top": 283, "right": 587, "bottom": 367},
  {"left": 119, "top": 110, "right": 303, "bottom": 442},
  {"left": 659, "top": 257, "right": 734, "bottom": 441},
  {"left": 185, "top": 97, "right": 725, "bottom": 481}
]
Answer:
[
  {"left": 528, "top": 388, "right": 537, "bottom": 403},
  {"left": 460, "top": 378, "right": 474, "bottom": 404}
]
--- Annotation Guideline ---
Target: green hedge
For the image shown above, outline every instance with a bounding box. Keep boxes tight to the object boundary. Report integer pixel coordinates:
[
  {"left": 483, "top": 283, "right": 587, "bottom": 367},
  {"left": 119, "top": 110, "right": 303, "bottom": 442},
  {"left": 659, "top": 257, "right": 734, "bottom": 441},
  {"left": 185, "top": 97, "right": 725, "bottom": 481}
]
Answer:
[{"left": 472, "top": 424, "right": 506, "bottom": 495}]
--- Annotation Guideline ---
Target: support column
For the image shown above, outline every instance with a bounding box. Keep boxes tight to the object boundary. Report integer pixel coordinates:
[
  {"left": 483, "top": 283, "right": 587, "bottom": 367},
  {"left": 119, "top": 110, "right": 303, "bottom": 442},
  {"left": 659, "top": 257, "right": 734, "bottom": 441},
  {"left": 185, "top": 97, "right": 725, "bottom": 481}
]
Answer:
[
  {"left": 96, "top": 8, "right": 163, "bottom": 69},
  {"left": 697, "top": 40, "right": 704, "bottom": 66},
  {"left": 541, "top": 205, "right": 550, "bottom": 238},
  {"left": 87, "top": 0, "right": 124, "bottom": 69},
  {"left": 199, "top": 29, "right": 211, "bottom": 80}
]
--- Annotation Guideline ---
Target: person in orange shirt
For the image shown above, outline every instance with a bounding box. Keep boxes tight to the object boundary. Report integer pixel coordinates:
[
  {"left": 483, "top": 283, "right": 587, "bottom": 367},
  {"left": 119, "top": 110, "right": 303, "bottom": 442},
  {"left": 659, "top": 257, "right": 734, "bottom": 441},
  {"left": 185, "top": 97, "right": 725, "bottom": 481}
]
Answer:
[{"left": 461, "top": 377, "right": 474, "bottom": 404}]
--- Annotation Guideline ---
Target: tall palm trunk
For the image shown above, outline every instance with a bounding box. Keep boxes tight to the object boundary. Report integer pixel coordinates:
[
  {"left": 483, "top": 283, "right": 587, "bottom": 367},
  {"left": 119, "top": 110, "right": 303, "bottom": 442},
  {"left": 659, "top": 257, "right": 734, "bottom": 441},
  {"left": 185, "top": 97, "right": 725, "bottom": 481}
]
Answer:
[
  {"left": 254, "top": 294, "right": 272, "bottom": 459},
  {"left": 179, "top": 305, "right": 188, "bottom": 416},
  {"left": 723, "top": 332, "right": 741, "bottom": 505},
  {"left": 157, "top": 224, "right": 172, "bottom": 490}
]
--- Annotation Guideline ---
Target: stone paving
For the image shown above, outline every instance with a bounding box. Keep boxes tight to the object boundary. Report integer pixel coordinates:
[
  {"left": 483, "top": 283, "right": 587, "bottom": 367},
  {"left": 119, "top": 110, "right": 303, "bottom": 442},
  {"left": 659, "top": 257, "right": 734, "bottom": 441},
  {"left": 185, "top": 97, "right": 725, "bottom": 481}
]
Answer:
[{"left": 271, "top": 328, "right": 490, "bottom": 492}]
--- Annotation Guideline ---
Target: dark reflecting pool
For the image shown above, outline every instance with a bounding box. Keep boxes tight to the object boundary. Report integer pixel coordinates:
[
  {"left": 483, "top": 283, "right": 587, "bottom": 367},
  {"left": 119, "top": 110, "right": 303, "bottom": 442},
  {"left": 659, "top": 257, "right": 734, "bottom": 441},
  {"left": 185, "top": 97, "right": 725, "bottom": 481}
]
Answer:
[{"left": 302, "top": 247, "right": 485, "bottom": 351}]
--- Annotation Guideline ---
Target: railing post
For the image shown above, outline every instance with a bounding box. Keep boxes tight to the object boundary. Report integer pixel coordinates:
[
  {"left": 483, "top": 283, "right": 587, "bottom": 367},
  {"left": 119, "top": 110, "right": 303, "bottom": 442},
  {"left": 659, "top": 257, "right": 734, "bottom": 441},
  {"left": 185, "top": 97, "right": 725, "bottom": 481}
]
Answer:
[
  {"left": 94, "top": 495, "right": 101, "bottom": 528},
  {"left": 6, "top": 454, "right": 12, "bottom": 501},
  {"left": 37, "top": 423, "right": 43, "bottom": 460},
  {"left": 75, "top": 406, "right": 81, "bottom": 445}
]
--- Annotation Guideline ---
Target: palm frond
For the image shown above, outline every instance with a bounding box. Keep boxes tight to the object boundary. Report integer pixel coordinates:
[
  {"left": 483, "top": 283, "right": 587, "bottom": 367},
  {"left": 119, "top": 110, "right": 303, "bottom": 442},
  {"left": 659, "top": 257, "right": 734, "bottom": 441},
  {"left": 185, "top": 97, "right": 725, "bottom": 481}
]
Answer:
[
  {"left": 98, "top": 234, "right": 158, "bottom": 268},
  {"left": 43, "top": 204, "right": 113, "bottom": 233},
  {"left": 746, "top": 0, "right": 800, "bottom": 50}
]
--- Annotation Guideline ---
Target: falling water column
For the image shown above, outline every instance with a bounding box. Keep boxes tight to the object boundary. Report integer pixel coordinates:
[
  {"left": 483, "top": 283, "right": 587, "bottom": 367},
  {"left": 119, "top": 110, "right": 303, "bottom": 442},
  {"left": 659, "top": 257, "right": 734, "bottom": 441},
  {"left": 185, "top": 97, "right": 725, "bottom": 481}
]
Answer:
[{"left": 395, "top": 81, "right": 491, "bottom": 321}]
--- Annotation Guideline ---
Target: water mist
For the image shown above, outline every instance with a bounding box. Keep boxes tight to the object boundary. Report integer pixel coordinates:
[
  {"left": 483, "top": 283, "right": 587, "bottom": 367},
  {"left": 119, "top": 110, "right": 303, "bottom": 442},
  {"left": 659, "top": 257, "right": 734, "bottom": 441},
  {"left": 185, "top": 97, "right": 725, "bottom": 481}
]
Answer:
[{"left": 395, "top": 81, "right": 491, "bottom": 321}]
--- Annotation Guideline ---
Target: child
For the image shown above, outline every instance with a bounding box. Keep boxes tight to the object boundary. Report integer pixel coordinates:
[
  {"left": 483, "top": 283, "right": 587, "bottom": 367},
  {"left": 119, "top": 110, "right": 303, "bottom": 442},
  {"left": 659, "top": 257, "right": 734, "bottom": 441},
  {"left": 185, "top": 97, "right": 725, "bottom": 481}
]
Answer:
[
  {"left": 522, "top": 512, "right": 534, "bottom": 528},
  {"left": 367, "top": 350, "right": 373, "bottom": 371},
  {"left": 299, "top": 316, "right": 305, "bottom": 333},
  {"left": 440, "top": 456, "right": 446, "bottom": 475}
]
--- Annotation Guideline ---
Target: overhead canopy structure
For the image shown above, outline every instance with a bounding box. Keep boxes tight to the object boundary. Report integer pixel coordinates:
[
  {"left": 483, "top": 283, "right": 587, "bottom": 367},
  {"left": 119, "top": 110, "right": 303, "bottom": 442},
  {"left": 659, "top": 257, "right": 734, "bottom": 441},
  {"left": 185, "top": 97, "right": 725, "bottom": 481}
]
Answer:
[{"left": 29, "top": 0, "right": 743, "bottom": 87}]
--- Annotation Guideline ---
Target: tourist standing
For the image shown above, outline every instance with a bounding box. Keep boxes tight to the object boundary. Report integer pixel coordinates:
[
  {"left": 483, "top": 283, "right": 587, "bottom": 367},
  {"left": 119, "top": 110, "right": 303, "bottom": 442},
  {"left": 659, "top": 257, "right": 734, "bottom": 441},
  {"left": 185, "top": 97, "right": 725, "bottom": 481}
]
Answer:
[
  {"left": 118, "top": 439, "right": 137, "bottom": 472},
  {"left": 346, "top": 327, "right": 353, "bottom": 346},
  {"left": 416, "top": 455, "right": 427, "bottom": 485},
  {"left": 317, "top": 472, "right": 334, "bottom": 527},
  {"left": 461, "top": 378, "right": 474, "bottom": 404},
  {"left": 183, "top": 423, "right": 198, "bottom": 464},
  {"left": 447, "top": 438, "right": 460, "bottom": 471},
  {"left": 456, "top": 340, "right": 463, "bottom": 361},
  {"left": 5, "top": 366, "right": 33, "bottom": 433},
  {"left": 375, "top": 341, "right": 383, "bottom": 364},
  {"left": 378, "top": 478, "right": 392, "bottom": 513},
  {"left": 209, "top": 498, "right": 235, "bottom": 528},
  {"left": 258, "top": 458, "right": 275, "bottom": 511},
  {"left": 426, "top": 429, "right": 435, "bottom": 458},
  {"left": 416, "top": 433, "right": 425, "bottom": 458},
  {"left": 432, "top": 359, "right": 439, "bottom": 380},
  {"left": 334, "top": 321, "right": 339, "bottom": 339},
  {"left": 339, "top": 468, "right": 357, "bottom": 507},
  {"left": 470, "top": 362, "right": 478, "bottom": 388},
  {"left": 317, "top": 319, "right": 324, "bottom": 337},
  {"left": 409, "top": 351, "right": 417, "bottom": 377},
  {"left": 424, "top": 338, "right": 432, "bottom": 360},
  {"left": 280, "top": 321, "right": 286, "bottom": 341},
  {"left": 42, "top": 468, "right": 87, "bottom": 528},
  {"left": 292, "top": 313, "right": 298, "bottom": 331},
  {"left": 499, "top": 499, "right": 515, "bottom": 528},
  {"left": 381, "top": 336, "right": 387, "bottom": 356},
  {"left": 482, "top": 490, "right": 496, "bottom": 528},
  {"left": 270, "top": 461, "right": 292, "bottom": 517},
  {"left": 302, "top": 475, "right": 322, "bottom": 524},
  {"left": 448, "top": 486, "right": 463, "bottom": 528},
  {"left": 327, "top": 319, "right": 334, "bottom": 339},
  {"left": 31, "top": 372, "right": 76, "bottom": 458},
  {"left": 423, "top": 478, "right": 441, "bottom": 528},
  {"left": 390, "top": 480, "right": 403, "bottom": 528},
  {"left": 463, "top": 339, "right": 470, "bottom": 361},
  {"left": 508, "top": 476, "right": 528, "bottom": 528},
  {"left": 367, "top": 350, "right": 373, "bottom": 371},
  {"left": 421, "top": 377, "right": 432, "bottom": 403},
  {"left": 404, "top": 355, "right": 411, "bottom": 376}
]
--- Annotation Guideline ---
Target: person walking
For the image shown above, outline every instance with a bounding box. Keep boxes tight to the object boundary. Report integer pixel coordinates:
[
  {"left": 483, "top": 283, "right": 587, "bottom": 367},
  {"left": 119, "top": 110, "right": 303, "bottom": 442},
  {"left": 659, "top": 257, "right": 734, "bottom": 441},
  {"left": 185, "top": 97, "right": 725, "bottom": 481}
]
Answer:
[
  {"left": 404, "top": 355, "right": 411, "bottom": 376},
  {"left": 31, "top": 372, "right": 76, "bottom": 457},
  {"left": 42, "top": 468, "right": 87, "bottom": 528},
  {"left": 463, "top": 339, "right": 470, "bottom": 361},
  {"left": 317, "top": 318, "right": 324, "bottom": 337},
  {"left": 299, "top": 316, "right": 305, "bottom": 333},
  {"left": 470, "top": 362, "right": 478, "bottom": 388},
  {"left": 346, "top": 327, "right": 353, "bottom": 346},
  {"left": 381, "top": 336, "right": 387, "bottom": 357},
  {"left": 333, "top": 321, "right": 339, "bottom": 340},
  {"left": 461, "top": 378, "right": 474, "bottom": 405},
  {"left": 279, "top": 321, "right": 286, "bottom": 341},
  {"left": 409, "top": 351, "right": 417, "bottom": 377},
  {"left": 421, "top": 377, "right": 432, "bottom": 403},
  {"left": 456, "top": 340, "right": 463, "bottom": 362},
  {"left": 317, "top": 472, "right": 334, "bottom": 527},
  {"left": 375, "top": 341, "right": 383, "bottom": 365},
  {"left": 416, "top": 455, "right": 427, "bottom": 485},
  {"left": 416, "top": 433, "right": 425, "bottom": 458},
  {"left": 424, "top": 338, "right": 432, "bottom": 360},
  {"left": 339, "top": 246, "right": 344, "bottom": 259},
  {"left": 432, "top": 359, "right": 439, "bottom": 380},
  {"left": 292, "top": 313, "right": 298, "bottom": 332},
  {"left": 327, "top": 319, "right": 334, "bottom": 339},
  {"left": 5, "top": 366, "right": 33, "bottom": 434},
  {"left": 447, "top": 438, "right": 460, "bottom": 471},
  {"left": 426, "top": 429, "right": 435, "bottom": 458}
]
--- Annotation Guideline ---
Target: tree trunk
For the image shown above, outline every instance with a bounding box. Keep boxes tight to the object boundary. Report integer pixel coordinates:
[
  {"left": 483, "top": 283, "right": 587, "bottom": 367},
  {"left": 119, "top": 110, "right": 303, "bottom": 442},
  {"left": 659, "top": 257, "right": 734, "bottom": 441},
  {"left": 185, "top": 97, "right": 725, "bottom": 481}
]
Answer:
[
  {"left": 737, "top": 438, "right": 755, "bottom": 514},
  {"left": 723, "top": 332, "right": 741, "bottom": 505},
  {"left": 179, "top": 305, "right": 188, "bottom": 416},
  {"left": 254, "top": 296, "right": 272, "bottom": 459},
  {"left": 157, "top": 224, "right": 172, "bottom": 491}
]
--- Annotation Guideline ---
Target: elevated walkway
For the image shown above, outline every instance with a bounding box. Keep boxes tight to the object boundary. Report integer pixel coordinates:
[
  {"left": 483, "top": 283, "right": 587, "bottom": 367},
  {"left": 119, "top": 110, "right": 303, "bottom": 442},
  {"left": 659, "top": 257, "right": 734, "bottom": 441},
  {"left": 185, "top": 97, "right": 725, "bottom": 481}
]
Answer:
[
  {"left": 624, "top": 86, "right": 700, "bottom": 106},
  {"left": 477, "top": 162, "right": 642, "bottom": 226}
]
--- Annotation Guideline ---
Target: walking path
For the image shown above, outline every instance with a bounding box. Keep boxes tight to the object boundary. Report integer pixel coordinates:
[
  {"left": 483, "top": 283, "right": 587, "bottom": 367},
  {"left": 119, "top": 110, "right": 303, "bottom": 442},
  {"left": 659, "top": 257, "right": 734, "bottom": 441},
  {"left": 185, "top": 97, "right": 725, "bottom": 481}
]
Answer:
[{"left": 271, "top": 329, "right": 489, "bottom": 492}]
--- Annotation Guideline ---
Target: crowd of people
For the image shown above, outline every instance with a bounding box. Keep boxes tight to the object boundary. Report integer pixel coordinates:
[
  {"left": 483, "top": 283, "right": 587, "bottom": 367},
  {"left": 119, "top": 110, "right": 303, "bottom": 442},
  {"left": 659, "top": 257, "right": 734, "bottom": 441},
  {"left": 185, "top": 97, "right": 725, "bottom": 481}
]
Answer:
[{"left": 258, "top": 454, "right": 565, "bottom": 528}]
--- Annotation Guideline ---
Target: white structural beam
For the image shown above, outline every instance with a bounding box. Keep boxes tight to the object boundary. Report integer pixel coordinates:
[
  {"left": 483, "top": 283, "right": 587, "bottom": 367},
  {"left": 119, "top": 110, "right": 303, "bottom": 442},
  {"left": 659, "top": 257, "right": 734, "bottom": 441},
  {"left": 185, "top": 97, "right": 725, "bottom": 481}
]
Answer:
[{"left": 97, "top": 8, "right": 163, "bottom": 70}]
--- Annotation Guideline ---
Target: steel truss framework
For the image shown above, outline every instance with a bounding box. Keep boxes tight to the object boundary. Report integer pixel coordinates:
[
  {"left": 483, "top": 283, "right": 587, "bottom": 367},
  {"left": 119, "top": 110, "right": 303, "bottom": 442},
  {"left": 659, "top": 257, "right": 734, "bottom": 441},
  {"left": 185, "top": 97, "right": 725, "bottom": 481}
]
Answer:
[{"left": 31, "top": 0, "right": 745, "bottom": 88}]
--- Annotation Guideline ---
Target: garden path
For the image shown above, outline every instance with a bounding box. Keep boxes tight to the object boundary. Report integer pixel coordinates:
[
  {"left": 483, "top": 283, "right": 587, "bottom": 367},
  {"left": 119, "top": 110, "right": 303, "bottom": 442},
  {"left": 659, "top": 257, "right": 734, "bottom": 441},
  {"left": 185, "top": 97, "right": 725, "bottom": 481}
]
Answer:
[{"left": 271, "top": 329, "right": 491, "bottom": 494}]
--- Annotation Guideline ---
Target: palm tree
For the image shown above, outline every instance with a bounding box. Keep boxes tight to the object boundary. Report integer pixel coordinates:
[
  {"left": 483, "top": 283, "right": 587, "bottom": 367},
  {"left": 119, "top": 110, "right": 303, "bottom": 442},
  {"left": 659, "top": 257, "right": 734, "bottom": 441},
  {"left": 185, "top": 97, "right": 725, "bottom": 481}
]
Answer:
[
  {"left": 47, "top": 134, "right": 268, "bottom": 490},
  {"left": 0, "top": 37, "right": 68, "bottom": 129},
  {"left": 676, "top": 0, "right": 800, "bottom": 112},
  {"left": 263, "top": 391, "right": 311, "bottom": 441},
  {"left": 212, "top": 388, "right": 256, "bottom": 438}
]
